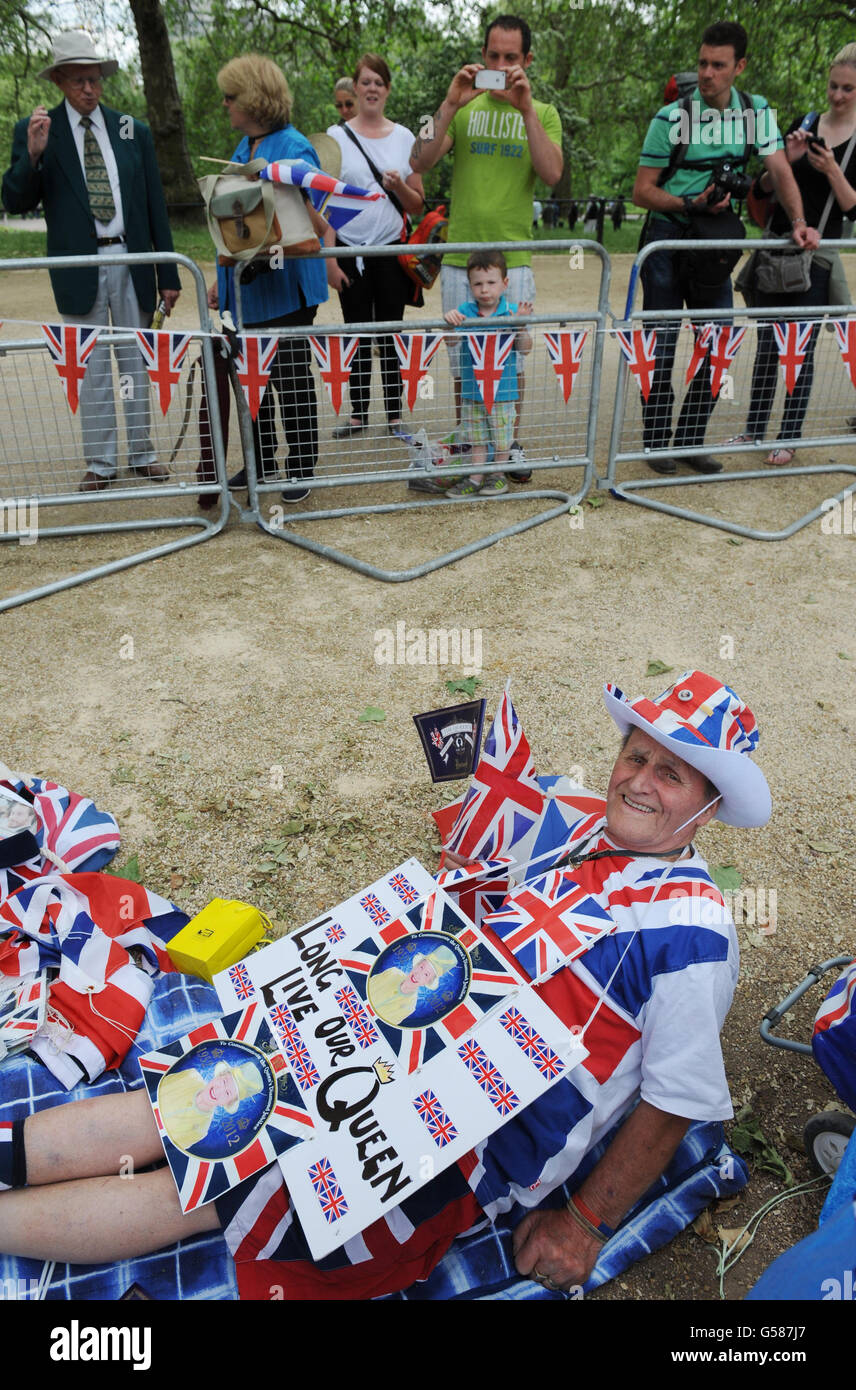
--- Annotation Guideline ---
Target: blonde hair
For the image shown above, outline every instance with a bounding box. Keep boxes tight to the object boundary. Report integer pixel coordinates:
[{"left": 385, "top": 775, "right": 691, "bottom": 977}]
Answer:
[
  {"left": 217, "top": 54, "right": 292, "bottom": 128},
  {"left": 832, "top": 43, "right": 856, "bottom": 69},
  {"left": 334, "top": 76, "right": 355, "bottom": 95}
]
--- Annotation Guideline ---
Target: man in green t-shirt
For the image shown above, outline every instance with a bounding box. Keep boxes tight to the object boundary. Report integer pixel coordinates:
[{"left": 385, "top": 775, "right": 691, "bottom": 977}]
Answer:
[{"left": 411, "top": 15, "right": 563, "bottom": 479}]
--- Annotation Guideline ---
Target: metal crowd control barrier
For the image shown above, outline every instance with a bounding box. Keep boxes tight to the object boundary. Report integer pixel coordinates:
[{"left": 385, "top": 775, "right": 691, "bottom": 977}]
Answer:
[
  {"left": 0, "top": 252, "right": 229, "bottom": 611},
  {"left": 232, "top": 240, "right": 610, "bottom": 582},
  {"left": 605, "top": 237, "right": 856, "bottom": 540}
]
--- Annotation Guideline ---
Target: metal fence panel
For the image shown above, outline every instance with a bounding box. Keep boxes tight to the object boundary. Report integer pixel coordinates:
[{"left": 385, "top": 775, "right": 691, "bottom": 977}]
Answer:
[
  {"left": 0, "top": 252, "right": 229, "bottom": 610},
  {"left": 605, "top": 237, "right": 856, "bottom": 540},
  {"left": 230, "top": 241, "right": 609, "bottom": 580}
]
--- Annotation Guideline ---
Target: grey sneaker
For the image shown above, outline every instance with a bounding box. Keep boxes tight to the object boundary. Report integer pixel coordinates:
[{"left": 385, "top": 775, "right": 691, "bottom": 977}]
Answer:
[{"left": 506, "top": 440, "right": 531, "bottom": 482}]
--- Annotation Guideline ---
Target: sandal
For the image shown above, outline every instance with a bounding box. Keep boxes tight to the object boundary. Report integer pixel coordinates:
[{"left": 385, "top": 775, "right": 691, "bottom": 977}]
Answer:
[
  {"left": 765, "top": 447, "right": 795, "bottom": 467},
  {"left": 723, "top": 434, "right": 759, "bottom": 446}
]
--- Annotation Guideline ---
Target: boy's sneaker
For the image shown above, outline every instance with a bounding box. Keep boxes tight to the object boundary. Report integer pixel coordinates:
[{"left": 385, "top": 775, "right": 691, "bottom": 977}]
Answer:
[
  {"left": 506, "top": 440, "right": 532, "bottom": 482},
  {"left": 479, "top": 475, "right": 508, "bottom": 495},
  {"left": 445, "top": 477, "right": 481, "bottom": 498}
]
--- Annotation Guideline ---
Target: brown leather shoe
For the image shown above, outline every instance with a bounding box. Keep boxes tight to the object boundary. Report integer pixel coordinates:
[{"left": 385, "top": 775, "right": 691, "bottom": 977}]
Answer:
[
  {"left": 132, "top": 462, "right": 170, "bottom": 480},
  {"left": 79, "top": 471, "right": 112, "bottom": 492}
]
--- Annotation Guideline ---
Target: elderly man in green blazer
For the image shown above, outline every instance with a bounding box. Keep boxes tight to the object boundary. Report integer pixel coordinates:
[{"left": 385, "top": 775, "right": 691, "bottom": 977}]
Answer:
[{"left": 1, "top": 31, "right": 181, "bottom": 491}]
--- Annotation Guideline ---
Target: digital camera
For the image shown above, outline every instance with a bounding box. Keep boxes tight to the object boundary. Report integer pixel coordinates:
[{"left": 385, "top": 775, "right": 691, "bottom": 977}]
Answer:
[{"left": 707, "top": 161, "right": 753, "bottom": 205}]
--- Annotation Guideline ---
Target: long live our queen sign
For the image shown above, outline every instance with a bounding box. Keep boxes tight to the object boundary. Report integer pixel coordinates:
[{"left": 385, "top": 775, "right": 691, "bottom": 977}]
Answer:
[{"left": 211, "top": 858, "right": 587, "bottom": 1260}]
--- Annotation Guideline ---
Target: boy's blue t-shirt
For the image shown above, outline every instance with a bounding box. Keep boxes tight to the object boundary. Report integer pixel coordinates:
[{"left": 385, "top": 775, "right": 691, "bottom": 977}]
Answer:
[{"left": 456, "top": 295, "right": 520, "bottom": 403}]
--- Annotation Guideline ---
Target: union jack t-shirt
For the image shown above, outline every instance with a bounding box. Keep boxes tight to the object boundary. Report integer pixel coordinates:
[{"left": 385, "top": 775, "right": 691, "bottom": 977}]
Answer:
[{"left": 470, "top": 791, "right": 739, "bottom": 1222}]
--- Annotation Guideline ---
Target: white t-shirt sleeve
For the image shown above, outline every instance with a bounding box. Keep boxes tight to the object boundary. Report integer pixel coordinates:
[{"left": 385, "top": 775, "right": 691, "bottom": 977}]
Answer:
[{"left": 639, "top": 954, "right": 738, "bottom": 1120}]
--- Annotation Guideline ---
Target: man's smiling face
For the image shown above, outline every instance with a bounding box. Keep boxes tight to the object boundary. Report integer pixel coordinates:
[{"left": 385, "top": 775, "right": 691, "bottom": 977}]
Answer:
[{"left": 605, "top": 729, "right": 719, "bottom": 856}]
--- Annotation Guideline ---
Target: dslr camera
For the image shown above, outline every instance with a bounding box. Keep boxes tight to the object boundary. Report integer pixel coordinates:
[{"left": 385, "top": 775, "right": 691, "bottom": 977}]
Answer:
[{"left": 706, "top": 160, "right": 753, "bottom": 206}]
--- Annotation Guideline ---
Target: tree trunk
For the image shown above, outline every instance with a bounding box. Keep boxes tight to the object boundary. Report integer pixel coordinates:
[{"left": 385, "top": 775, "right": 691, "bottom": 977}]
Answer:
[{"left": 128, "top": 0, "right": 203, "bottom": 223}]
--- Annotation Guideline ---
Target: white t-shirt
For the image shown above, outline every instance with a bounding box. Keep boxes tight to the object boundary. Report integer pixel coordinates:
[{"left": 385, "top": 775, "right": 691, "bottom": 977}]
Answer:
[{"left": 326, "top": 122, "right": 414, "bottom": 247}]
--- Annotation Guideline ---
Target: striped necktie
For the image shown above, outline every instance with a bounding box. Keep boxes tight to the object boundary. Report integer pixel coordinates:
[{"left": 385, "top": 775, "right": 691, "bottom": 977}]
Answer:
[{"left": 80, "top": 115, "right": 115, "bottom": 223}]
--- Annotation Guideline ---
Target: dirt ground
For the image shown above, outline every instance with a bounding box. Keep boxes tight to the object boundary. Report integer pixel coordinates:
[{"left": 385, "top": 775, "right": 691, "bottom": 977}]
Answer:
[{"left": 1, "top": 246, "right": 854, "bottom": 1306}]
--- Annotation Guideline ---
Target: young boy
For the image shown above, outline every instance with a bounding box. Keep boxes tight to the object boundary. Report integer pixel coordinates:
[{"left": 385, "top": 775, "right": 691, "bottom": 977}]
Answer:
[{"left": 444, "top": 250, "right": 532, "bottom": 496}]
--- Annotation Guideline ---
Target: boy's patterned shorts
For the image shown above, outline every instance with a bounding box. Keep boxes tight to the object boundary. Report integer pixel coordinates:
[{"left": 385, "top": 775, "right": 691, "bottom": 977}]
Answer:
[{"left": 460, "top": 399, "right": 516, "bottom": 450}]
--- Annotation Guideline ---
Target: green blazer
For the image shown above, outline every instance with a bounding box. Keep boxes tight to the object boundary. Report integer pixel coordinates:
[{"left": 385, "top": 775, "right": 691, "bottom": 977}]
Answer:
[{"left": 1, "top": 101, "right": 180, "bottom": 315}]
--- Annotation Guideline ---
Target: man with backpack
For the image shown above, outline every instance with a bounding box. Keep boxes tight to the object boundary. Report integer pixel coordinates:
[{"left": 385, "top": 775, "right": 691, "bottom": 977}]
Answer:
[{"left": 631, "top": 20, "right": 818, "bottom": 475}]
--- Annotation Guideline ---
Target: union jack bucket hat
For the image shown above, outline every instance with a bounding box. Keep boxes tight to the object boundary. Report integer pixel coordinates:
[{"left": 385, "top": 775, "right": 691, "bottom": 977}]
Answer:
[{"left": 603, "top": 669, "right": 771, "bottom": 828}]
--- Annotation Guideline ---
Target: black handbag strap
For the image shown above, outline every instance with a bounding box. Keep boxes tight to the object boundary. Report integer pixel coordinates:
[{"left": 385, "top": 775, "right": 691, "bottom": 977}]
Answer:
[{"left": 340, "top": 122, "right": 406, "bottom": 220}]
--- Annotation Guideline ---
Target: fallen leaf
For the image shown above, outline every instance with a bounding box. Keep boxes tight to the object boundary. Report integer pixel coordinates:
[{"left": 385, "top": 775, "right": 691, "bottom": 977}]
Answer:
[
  {"left": 106, "top": 853, "right": 142, "bottom": 883},
  {"left": 358, "top": 706, "right": 386, "bottom": 723},
  {"left": 808, "top": 840, "right": 839, "bottom": 854},
  {"left": 727, "top": 537, "right": 743, "bottom": 545},
  {"left": 111, "top": 765, "right": 136, "bottom": 785},
  {"left": 711, "top": 863, "right": 742, "bottom": 893},
  {"left": 718, "top": 1226, "right": 752, "bottom": 1256},
  {"left": 445, "top": 677, "right": 481, "bottom": 697},
  {"left": 838, "top": 652, "right": 852, "bottom": 660},
  {"left": 646, "top": 659, "right": 674, "bottom": 677},
  {"left": 175, "top": 811, "right": 194, "bottom": 827},
  {"left": 169, "top": 872, "right": 185, "bottom": 895},
  {"left": 692, "top": 1208, "right": 720, "bottom": 1244},
  {"left": 586, "top": 495, "right": 605, "bottom": 509}
]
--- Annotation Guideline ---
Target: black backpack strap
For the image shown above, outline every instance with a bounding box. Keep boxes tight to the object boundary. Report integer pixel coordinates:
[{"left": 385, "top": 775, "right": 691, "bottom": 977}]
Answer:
[{"left": 340, "top": 122, "right": 405, "bottom": 218}]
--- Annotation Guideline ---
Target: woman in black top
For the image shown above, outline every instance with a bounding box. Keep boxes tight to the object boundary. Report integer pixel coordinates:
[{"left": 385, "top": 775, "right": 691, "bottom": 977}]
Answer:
[{"left": 738, "top": 46, "right": 856, "bottom": 464}]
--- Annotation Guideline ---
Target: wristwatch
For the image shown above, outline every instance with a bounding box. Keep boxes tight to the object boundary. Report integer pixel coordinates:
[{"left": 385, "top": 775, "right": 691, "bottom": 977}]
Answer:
[{"left": 682, "top": 194, "right": 696, "bottom": 214}]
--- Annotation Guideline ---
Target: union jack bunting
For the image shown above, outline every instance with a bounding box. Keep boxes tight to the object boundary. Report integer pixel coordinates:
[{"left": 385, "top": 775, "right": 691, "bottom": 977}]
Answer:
[
  {"left": 484, "top": 868, "right": 616, "bottom": 982},
  {"left": 812, "top": 959, "right": 856, "bottom": 1112},
  {"left": 444, "top": 690, "right": 544, "bottom": 861},
  {"left": 465, "top": 331, "right": 516, "bottom": 413},
  {"left": 499, "top": 1006, "right": 566, "bottom": 1081},
  {"left": 0, "top": 773, "right": 120, "bottom": 901},
  {"left": 708, "top": 324, "right": 746, "bottom": 398},
  {"left": 393, "top": 332, "right": 445, "bottom": 411},
  {"left": 833, "top": 318, "right": 856, "bottom": 389},
  {"left": 140, "top": 1003, "right": 313, "bottom": 1213},
  {"left": 308, "top": 335, "right": 360, "bottom": 413},
  {"left": 40, "top": 323, "right": 102, "bottom": 412},
  {"left": 413, "top": 1089, "right": 459, "bottom": 1147},
  {"left": 771, "top": 321, "right": 816, "bottom": 395},
  {"left": 234, "top": 334, "right": 280, "bottom": 420},
  {"left": 308, "top": 1156, "right": 349, "bottom": 1224},
  {"left": 615, "top": 328, "right": 657, "bottom": 401},
  {"left": 684, "top": 322, "right": 714, "bottom": 385},
  {"left": 334, "top": 983, "right": 379, "bottom": 1050},
  {"left": 435, "top": 857, "right": 512, "bottom": 931},
  {"left": 134, "top": 330, "right": 194, "bottom": 415},
  {"left": 544, "top": 329, "right": 587, "bottom": 403}
]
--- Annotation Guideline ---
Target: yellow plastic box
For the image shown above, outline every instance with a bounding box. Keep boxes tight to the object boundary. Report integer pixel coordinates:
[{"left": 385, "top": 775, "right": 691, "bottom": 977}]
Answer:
[{"left": 167, "top": 898, "right": 267, "bottom": 983}]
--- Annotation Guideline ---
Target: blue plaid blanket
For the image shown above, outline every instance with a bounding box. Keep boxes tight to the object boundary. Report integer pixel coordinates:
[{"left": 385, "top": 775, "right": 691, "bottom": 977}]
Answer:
[{"left": 1, "top": 971, "right": 748, "bottom": 1301}]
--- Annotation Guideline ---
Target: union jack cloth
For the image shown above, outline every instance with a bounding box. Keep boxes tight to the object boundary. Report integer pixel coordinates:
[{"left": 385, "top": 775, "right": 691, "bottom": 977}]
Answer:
[
  {"left": 393, "top": 332, "right": 444, "bottom": 411},
  {"left": 140, "top": 1003, "right": 313, "bottom": 1213},
  {"left": 544, "top": 329, "right": 587, "bottom": 403},
  {"left": 234, "top": 334, "right": 280, "bottom": 420},
  {"left": 261, "top": 158, "right": 383, "bottom": 236},
  {"left": 444, "top": 690, "right": 544, "bottom": 862},
  {"left": 465, "top": 331, "right": 517, "bottom": 413},
  {"left": 40, "top": 323, "right": 101, "bottom": 412},
  {"left": 813, "top": 958, "right": 856, "bottom": 1113},
  {"left": 771, "top": 321, "right": 816, "bottom": 395},
  {"left": 308, "top": 334, "right": 361, "bottom": 413},
  {"left": 832, "top": 318, "right": 856, "bottom": 389},
  {"left": 0, "top": 872, "right": 186, "bottom": 1087},
  {"left": 0, "top": 772, "right": 120, "bottom": 902},
  {"left": 708, "top": 324, "right": 746, "bottom": 398},
  {"left": 434, "top": 856, "right": 512, "bottom": 931},
  {"left": 614, "top": 328, "right": 657, "bottom": 401},
  {"left": 134, "top": 330, "right": 194, "bottom": 414}
]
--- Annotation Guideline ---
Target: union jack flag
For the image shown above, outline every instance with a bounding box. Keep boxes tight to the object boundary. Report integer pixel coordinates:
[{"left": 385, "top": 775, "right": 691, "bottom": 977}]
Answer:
[
  {"left": 228, "top": 962, "right": 255, "bottom": 1002},
  {"left": 544, "top": 330, "right": 587, "bottom": 403},
  {"left": 388, "top": 872, "right": 419, "bottom": 905},
  {"left": 308, "top": 1156, "right": 349, "bottom": 1223},
  {"left": 685, "top": 322, "right": 714, "bottom": 385},
  {"left": 833, "top": 318, "right": 856, "bottom": 389},
  {"left": 771, "top": 321, "right": 816, "bottom": 396},
  {"left": 413, "top": 1089, "right": 458, "bottom": 1147},
  {"left": 269, "top": 1004, "right": 321, "bottom": 1090},
  {"left": 435, "top": 857, "right": 511, "bottom": 931},
  {"left": 499, "top": 1006, "right": 565, "bottom": 1080},
  {"left": 615, "top": 328, "right": 658, "bottom": 401},
  {"left": 444, "top": 690, "right": 544, "bottom": 861},
  {"left": 140, "top": 1004, "right": 313, "bottom": 1212},
  {"left": 359, "top": 892, "right": 390, "bottom": 927},
  {"left": 262, "top": 158, "right": 383, "bottom": 236},
  {"left": 134, "top": 330, "right": 194, "bottom": 415},
  {"left": 465, "top": 331, "right": 516, "bottom": 413},
  {"left": 485, "top": 868, "right": 616, "bottom": 982},
  {"left": 335, "top": 984, "right": 379, "bottom": 1049},
  {"left": 41, "top": 323, "right": 102, "bottom": 413},
  {"left": 457, "top": 1038, "right": 519, "bottom": 1115},
  {"left": 392, "top": 332, "right": 444, "bottom": 411},
  {"left": 308, "top": 335, "right": 360, "bottom": 413},
  {"left": 708, "top": 324, "right": 746, "bottom": 398},
  {"left": 0, "top": 969, "right": 47, "bottom": 1054},
  {"left": 325, "top": 922, "right": 346, "bottom": 944},
  {"left": 0, "top": 773, "right": 120, "bottom": 901},
  {"left": 234, "top": 334, "right": 280, "bottom": 420}
]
